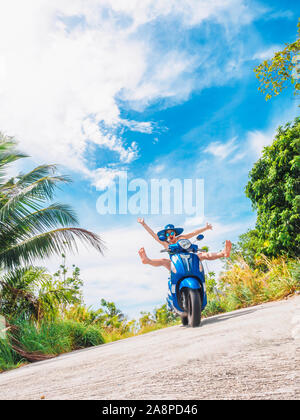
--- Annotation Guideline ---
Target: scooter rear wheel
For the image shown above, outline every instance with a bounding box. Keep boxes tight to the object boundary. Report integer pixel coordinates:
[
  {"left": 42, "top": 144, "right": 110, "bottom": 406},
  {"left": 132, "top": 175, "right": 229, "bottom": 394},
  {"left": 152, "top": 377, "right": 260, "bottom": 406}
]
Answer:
[{"left": 187, "top": 289, "right": 202, "bottom": 327}]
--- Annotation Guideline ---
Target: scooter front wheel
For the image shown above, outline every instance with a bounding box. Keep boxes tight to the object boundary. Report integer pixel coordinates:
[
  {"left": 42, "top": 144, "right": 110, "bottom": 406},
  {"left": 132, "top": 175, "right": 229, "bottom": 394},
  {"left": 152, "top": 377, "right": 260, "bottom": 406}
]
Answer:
[{"left": 187, "top": 288, "right": 202, "bottom": 327}]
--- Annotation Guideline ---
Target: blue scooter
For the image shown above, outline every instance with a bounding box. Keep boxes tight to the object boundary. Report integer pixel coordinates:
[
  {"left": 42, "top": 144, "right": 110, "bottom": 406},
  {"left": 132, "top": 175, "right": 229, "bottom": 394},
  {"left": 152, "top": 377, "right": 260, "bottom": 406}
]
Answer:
[{"left": 161, "top": 235, "right": 207, "bottom": 327}]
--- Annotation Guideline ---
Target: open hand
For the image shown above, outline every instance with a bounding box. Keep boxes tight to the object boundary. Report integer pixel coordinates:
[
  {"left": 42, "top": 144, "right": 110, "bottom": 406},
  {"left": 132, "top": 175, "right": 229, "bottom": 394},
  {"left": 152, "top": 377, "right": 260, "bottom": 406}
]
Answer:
[
  {"left": 206, "top": 222, "right": 212, "bottom": 230},
  {"left": 137, "top": 217, "right": 145, "bottom": 225}
]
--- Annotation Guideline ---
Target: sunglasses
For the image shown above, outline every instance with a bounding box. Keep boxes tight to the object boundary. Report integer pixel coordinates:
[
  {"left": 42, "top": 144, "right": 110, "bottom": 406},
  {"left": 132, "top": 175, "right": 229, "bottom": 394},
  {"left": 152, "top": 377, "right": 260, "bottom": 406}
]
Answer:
[{"left": 166, "top": 231, "right": 175, "bottom": 237}]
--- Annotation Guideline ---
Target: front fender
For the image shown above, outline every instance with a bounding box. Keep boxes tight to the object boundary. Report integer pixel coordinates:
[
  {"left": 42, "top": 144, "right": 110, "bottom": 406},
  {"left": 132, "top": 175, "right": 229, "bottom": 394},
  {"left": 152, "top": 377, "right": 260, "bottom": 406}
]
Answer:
[{"left": 179, "top": 277, "right": 201, "bottom": 291}]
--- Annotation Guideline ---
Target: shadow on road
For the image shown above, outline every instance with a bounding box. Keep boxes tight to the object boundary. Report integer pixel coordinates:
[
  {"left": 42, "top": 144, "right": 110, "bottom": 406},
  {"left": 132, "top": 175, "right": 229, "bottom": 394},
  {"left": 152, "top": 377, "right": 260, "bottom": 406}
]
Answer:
[{"left": 202, "top": 306, "right": 264, "bottom": 327}]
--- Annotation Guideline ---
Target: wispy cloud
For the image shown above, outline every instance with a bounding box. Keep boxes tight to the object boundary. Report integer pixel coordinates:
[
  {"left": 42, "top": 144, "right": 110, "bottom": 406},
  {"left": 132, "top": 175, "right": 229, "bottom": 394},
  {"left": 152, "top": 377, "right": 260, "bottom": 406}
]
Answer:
[
  {"left": 83, "top": 118, "right": 139, "bottom": 164},
  {"left": 265, "top": 9, "right": 294, "bottom": 21},
  {"left": 247, "top": 129, "right": 274, "bottom": 155},
  {"left": 0, "top": 0, "right": 263, "bottom": 183},
  {"left": 253, "top": 44, "right": 283, "bottom": 61},
  {"left": 203, "top": 137, "right": 238, "bottom": 160}
]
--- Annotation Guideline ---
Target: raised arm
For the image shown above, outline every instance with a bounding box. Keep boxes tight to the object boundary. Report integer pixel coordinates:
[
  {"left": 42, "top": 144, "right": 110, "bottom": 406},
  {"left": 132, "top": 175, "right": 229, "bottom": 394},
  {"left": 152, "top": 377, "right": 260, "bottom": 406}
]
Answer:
[
  {"left": 180, "top": 222, "right": 212, "bottom": 240},
  {"left": 137, "top": 218, "right": 168, "bottom": 248}
]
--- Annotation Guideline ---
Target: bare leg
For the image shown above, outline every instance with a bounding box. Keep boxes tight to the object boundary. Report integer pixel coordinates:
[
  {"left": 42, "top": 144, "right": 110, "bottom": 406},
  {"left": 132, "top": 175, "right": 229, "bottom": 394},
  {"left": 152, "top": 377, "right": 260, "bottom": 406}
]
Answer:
[
  {"left": 198, "top": 240, "right": 232, "bottom": 261},
  {"left": 138, "top": 247, "right": 170, "bottom": 270}
]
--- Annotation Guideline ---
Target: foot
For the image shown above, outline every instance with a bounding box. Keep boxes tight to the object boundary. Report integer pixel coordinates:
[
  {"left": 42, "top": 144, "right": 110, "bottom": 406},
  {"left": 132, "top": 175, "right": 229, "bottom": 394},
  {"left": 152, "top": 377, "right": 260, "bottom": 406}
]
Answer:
[
  {"left": 224, "top": 240, "right": 232, "bottom": 258},
  {"left": 138, "top": 247, "right": 150, "bottom": 264}
]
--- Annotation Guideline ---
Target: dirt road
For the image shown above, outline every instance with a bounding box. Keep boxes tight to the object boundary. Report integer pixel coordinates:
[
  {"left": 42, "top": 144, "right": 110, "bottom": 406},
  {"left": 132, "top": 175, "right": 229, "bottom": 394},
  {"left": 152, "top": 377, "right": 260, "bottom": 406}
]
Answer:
[{"left": 0, "top": 296, "right": 299, "bottom": 400}]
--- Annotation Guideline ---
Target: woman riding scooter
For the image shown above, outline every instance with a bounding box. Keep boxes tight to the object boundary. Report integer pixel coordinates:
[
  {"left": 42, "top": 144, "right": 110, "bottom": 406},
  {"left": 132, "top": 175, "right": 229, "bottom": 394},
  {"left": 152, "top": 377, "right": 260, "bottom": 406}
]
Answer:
[{"left": 137, "top": 218, "right": 232, "bottom": 269}]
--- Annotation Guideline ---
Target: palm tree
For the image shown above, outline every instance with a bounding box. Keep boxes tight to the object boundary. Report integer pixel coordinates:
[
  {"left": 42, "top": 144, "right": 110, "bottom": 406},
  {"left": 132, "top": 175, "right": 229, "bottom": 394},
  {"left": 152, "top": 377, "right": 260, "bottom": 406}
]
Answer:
[
  {"left": 0, "top": 133, "right": 104, "bottom": 269},
  {"left": 0, "top": 266, "right": 80, "bottom": 321}
]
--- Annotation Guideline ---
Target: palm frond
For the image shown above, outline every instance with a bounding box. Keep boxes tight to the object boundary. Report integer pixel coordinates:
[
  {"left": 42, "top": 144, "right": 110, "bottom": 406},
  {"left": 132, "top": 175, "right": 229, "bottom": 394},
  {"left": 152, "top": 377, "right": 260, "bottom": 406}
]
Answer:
[
  {"left": 0, "top": 175, "right": 71, "bottom": 223},
  {"left": 0, "top": 136, "right": 104, "bottom": 269},
  {"left": 0, "top": 135, "right": 28, "bottom": 183},
  {"left": 0, "top": 227, "right": 104, "bottom": 268},
  {"left": 15, "top": 165, "right": 71, "bottom": 188},
  {"left": 0, "top": 203, "right": 79, "bottom": 248}
]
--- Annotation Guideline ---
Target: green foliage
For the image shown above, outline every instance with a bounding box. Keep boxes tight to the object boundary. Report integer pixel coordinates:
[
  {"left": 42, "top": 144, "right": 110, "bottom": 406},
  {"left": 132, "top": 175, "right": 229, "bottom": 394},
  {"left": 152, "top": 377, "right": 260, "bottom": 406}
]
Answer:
[
  {"left": 54, "top": 254, "right": 83, "bottom": 297},
  {"left": 200, "top": 246, "right": 209, "bottom": 252},
  {"left": 154, "top": 304, "right": 177, "bottom": 325},
  {"left": 201, "top": 257, "right": 299, "bottom": 317},
  {"left": 0, "top": 134, "right": 103, "bottom": 269},
  {"left": 202, "top": 298, "right": 225, "bottom": 317},
  {"left": 254, "top": 19, "right": 300, "bottom": 100},
  {"left": 138, "top": 311, "right": 155, "bottom": 328},
  {"left": 233, "top": 230, "right": 262, "bottom": 268},
  {"left": 7, "top": 318, "right": 104, "bottom": 355},
  {"left": 245, "top": 117, "right": 300, "bottom": 258},
  {"left": 12, "top": 319, "right": 72, "bottom": 355},
  {"left": 0, "top": 316, "right": 105, "bottom": 372},
  {"left": 219, "top": 256, "right": 299, "bottom": 310},
  {"left": 63, "top": 321, "right": 104, "bottom": 348},
  {"left": 205, "top": 271, "right": 217, "bottom": 294},
  {"left": 0, "top": 265, "right": 84, "bottom": 322},
  {"left": 0, "top": 337, "right": 24, "bottom": 372},
  {"left": 99, "top": 298, "right": 125, "bottom": 328}
]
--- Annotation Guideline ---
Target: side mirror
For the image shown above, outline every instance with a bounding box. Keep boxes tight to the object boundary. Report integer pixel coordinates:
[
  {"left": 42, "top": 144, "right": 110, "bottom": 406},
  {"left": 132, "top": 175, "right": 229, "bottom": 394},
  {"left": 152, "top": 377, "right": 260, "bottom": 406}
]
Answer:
[{"left": 196, "top": 234, "right": 204, "bottom": 241}]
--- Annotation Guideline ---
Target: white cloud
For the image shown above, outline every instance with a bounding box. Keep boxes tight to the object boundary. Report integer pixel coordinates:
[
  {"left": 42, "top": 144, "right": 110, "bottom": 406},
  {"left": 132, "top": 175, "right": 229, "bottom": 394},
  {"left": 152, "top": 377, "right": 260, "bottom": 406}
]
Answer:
[
  {"left": 253, "top": 44, "right": 282, "bottom": 61},
  {"left": 89, "top": 167, "right": 126, "bottom": 190},
  {"left": 0, "top": 0, "right": 262, "bottom": 184},
  {"left": 265, "top": 10, "right": 294, "bottom": 21},
  {"left": 247, "top": 129, "right": 274, "bottom": 155},
  {"left": 82, "top": 118, "right": 139, "bottom": 164},
  {"left": 204, "top": 137, "right": 238, "bottom": 159}
]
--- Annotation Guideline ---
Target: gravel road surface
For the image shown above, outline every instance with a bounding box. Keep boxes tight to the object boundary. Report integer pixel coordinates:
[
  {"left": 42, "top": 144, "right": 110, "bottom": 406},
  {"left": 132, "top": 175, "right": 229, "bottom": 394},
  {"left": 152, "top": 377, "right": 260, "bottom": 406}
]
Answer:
[{"left": 0, "top": 296, "right": 299, "bottom": 400}]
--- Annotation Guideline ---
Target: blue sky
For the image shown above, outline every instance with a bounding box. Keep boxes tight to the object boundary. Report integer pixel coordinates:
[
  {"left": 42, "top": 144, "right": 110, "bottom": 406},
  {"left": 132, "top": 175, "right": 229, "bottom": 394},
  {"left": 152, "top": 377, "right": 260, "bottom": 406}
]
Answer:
[{"left": 0, "top": 0, "right": 299, "bottom": 319}]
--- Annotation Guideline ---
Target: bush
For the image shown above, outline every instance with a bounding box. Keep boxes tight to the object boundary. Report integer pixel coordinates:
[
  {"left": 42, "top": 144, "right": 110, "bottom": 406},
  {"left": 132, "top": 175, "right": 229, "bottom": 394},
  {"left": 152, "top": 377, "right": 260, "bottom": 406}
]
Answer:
[{"left": 63, "top": 321, "right": 104, "bottom": 348}]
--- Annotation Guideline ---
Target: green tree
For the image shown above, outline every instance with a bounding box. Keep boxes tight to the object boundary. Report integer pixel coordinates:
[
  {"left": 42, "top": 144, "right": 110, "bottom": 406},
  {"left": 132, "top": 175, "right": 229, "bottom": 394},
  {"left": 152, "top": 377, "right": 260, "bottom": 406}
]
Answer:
[
  {"left": 53, "top": 253, "right": 84, "bottom": 305},
  {"left": 99, "top": 299, "right": 126, "bottom": 329},
  {"left": 0, "top": 266, "right": 81, "bottom": 321},
  {"left": 0, "top": 134, "right": 104, "bottom": 268},
  {"left": 223, "top": 233, "right": 261, "bottom": 269},
  {"left": 139, "top": 311, "right": 155, "bottom": 328},
  {"left": 245, "top": 117, "right": 300, "bottom": 258},
  {"left": 254, "top": 19, "right": 300, "bottom": 101}
]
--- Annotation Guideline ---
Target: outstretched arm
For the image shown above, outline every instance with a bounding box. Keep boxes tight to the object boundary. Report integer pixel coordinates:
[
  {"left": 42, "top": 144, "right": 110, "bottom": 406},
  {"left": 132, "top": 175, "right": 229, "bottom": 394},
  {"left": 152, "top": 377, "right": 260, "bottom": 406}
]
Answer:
[
  {"left": 180, "top": 222, "right": 212, "bottom": 240},
  {"left": 137, "top": 218, "right": 168, "bottom": 248}
]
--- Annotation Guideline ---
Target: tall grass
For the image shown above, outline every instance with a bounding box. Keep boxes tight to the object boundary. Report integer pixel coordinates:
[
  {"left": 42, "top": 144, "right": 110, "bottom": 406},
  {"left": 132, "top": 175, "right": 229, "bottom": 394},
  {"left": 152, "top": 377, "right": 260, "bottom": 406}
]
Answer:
[
  {"left": 0, "top": 338, "right": 24, "bottom": 372},
  {"left": 0, "top": 319, "right": 104, "bottom": 372},
  {"left": 12, "top": 319, "right": 105, "bottom": 355},
  {"left": 219, "top": 256, "right": 299, "bottom": 311}
]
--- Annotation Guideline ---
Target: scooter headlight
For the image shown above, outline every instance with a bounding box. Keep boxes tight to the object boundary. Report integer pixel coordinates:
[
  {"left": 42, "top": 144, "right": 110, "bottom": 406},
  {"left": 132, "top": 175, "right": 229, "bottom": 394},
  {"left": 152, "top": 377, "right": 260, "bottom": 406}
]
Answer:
[{"left": 178, "top": 239, "right": 192, "bottom": 250}]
